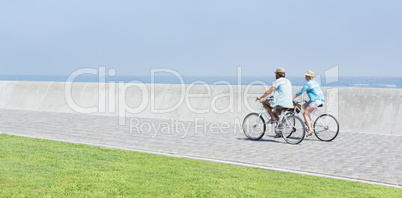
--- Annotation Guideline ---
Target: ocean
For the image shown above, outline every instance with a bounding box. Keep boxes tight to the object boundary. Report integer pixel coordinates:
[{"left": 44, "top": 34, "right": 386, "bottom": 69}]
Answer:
[{"left": 0, "top": 75, "right": 401, "bottom": 89}]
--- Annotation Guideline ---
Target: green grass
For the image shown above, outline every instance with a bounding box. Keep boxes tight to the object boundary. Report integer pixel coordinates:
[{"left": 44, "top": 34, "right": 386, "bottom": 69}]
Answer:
[{"left": 0, "top": 134, "right": 401, "bottom": 197}]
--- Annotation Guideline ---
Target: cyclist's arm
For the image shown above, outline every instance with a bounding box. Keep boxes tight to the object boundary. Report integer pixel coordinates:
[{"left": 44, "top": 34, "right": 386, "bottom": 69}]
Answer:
[
  {"left": 295, "top": 83, "right": 309, "bottom": 97},
  {"left": 257, "top": 86, "right": 276, "bottom": 100}
]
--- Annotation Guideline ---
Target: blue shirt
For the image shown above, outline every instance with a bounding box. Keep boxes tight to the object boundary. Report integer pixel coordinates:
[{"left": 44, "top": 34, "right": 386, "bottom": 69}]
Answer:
[
  {"left": 296, "top": 80, "right": 325, "bottom": 102},
  {"left": 271, "top": 78, "right": 293, "bottom": 108}
]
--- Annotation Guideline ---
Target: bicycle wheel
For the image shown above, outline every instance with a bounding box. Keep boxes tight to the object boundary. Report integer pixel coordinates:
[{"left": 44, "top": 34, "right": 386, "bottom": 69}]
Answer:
[
  {"left": 283, "top": 112, "right": 295, "bottom": 138},
  {"left": 313, "top": 114, "right": 339, "bottom": 141},
  {"left": 242, "top": 113, "right": 266, "bottom": 140},
  {"left": 281, "top": 115, "right": 306, "bottom": 144}
]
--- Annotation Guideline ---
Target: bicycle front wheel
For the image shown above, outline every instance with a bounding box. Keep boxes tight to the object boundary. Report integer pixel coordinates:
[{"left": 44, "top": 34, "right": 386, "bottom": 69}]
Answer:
[
  {"left": 281, "top": 115, "right": 306, "bottom": 144},
  {"left": 313, "top": 114, "right": 339, "bottom": 141},
  {"left": 242, "top": 113, "right": 266, "bottom": 140}
]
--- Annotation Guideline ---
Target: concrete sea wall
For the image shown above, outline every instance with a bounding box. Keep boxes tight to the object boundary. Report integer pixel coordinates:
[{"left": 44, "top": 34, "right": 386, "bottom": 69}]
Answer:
[{"left": 0, "top": 81, "right": 400, "bottom": 135}]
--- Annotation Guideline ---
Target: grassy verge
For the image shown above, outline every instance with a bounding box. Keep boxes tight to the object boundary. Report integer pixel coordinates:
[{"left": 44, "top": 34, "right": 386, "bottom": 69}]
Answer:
[{"left": 0, "top": 134, "right": 401, "bottom": 197}]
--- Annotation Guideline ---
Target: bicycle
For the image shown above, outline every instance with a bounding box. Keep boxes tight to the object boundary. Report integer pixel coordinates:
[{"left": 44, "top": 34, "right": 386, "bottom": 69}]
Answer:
[
  {"left": 288, "top": 100, "right": 339, "bottom": 141},
  {"left": 242, "top": 97, "right": 306, "bottom": 144}
]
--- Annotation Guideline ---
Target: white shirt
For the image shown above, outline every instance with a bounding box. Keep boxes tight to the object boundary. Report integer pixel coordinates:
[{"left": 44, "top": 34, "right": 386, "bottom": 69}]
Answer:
[{"left": 271, "top": 78, "right": 293, "bottom": 108}]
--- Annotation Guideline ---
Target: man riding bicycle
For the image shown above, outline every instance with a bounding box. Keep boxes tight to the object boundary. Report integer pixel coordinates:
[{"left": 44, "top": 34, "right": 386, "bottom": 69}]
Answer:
[{"left": 256, "top": 68, "right": 293, "bottom": 137}]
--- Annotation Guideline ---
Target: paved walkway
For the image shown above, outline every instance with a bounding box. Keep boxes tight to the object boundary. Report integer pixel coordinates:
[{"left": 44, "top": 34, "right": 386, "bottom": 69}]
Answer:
[{"left": 0, "top": 109, "right": 401, "bottom": 187}]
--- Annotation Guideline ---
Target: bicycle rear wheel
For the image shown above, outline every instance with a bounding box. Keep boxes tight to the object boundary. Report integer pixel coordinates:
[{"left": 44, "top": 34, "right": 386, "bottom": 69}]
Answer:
[
  {"left": 242, "top": 113, "right": 266, "bottom": 140},
  {"left": 313, "top": 114, "right": 339, "bottom": 141},
  {"left": 281, "top": 115, "right": 306, "bottom": 144}
]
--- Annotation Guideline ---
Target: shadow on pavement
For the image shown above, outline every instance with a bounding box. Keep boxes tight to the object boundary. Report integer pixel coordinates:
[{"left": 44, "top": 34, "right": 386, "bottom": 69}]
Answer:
[{"left": 236, "top": 137, "right": 286, "bottom": 144}]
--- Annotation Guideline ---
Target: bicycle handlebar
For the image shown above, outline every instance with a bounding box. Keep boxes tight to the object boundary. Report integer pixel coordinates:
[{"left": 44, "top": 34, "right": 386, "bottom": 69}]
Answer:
[{"left": 256, "top": 95, "right": 274, "bottom": 103}]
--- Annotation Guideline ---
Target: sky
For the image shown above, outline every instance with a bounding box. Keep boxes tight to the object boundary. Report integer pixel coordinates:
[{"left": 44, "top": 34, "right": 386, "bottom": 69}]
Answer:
[{"left": 0, "top": 0, "right": 401, "bottom": 77}]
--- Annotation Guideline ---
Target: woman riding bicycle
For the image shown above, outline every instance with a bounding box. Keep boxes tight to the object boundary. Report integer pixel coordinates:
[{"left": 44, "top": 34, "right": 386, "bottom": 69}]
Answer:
[{"left": 293, "top": 71, "right": 325, "bottom": 137}]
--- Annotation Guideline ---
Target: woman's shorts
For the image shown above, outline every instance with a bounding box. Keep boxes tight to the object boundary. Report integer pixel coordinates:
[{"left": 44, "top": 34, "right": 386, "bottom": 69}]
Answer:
[{"left": 309, "top": 100, "right": 323, "bottom": 108}]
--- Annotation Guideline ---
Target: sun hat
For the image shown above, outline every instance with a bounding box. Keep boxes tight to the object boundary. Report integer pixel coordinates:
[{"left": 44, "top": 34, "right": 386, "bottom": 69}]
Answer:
[
  {"left": 274, "top": 67, "right": 286, "bottom": 73},
  {"left": 305, "top": 71, "right": 315, "bottom": 77}
]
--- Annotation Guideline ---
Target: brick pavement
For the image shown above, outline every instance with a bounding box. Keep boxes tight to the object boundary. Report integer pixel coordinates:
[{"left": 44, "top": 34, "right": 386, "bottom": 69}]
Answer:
[{"left": 0, "top": 109, "right": 401, "bottom": 187}]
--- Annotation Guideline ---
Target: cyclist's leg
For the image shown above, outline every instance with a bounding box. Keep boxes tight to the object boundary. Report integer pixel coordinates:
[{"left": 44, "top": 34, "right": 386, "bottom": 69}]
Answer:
[
  {"left": 301, "top": 102, "right": 311, "bottom": 129},
  {"left": 304, "top": 105, "right": 316, "bottom": 135},
  {"left": 273, "top": 106, "right": 284, "bottom": 120},
  {"left": 302, "top": 102, "right": 309, "bottom": 111},
  {"left": 262, "top": 99, "right": 278, "bottom": 121},
  {"left": 305, "top": 100, "right": 324, "bottom": 135},
  {"left": 273, "top": 106, "right": 284, "bottom": 137},
  {"left": 274, "top": 106, "right": 285, "bottom": 127}
]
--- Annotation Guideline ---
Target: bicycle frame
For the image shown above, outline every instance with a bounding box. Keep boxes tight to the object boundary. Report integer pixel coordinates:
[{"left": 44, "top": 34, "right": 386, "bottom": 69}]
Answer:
[
  {"left": 292, "top": 101, "right": 322, "bottom": 119},
  {"left": 291, "top": 101, "right": 331, "bottom": 133},
  {"left": 256, "top": 100, "right": 293, "bottom": 131}
]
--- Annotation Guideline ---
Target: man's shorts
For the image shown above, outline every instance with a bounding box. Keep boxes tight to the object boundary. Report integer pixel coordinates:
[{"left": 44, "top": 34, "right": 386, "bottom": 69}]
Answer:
[
  {"left": 265, "top": 99, "right": 285, "bottom": 115},
  {"left": 309, "top": 100, "right": 324, "bottom": 108}
]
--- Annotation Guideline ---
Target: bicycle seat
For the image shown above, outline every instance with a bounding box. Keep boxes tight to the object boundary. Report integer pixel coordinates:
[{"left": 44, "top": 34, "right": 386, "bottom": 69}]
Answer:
[{"left": 318, "top": 104, "right": 323, "bottom": 108}]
